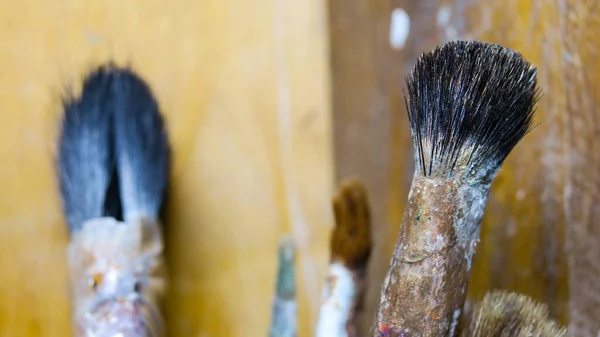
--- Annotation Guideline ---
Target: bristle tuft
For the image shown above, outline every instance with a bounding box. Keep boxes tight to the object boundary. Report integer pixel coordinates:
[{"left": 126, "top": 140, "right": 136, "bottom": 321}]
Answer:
[
  {"left": 58, "top": 66, "right": 114, "bottom": 232},
  {"left": 406, "top": 40, "right": 540, "bottom": 181},
  {"left": 111, "top": 68, "right": 170, "bottom": 222},
  {"left": 469, "top": 291, "right": 566, "bottom": 337},
  {"left": 330, "top": 178, "right": 372, "bottom": 270}
]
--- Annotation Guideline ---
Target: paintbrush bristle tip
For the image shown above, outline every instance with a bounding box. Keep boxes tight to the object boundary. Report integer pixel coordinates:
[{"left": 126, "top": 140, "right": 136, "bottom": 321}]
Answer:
[
  {"left": 469, "top": 290, "right": 566, "bottom": 337},
  {"left": 331, "top": 179, "right": 372, "bottom": 270},
  {"left": 59, "top": 64, "right": 170, "bottom": 229},
  {"left": 406, "top": 40, "right": 540, "bottom": 181}
]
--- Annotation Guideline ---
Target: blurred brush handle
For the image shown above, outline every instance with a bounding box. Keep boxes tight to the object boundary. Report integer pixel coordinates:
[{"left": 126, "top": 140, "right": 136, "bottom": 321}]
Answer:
[
  {"left": 315, "top": 262, "right": 362, "bottom": 337},
  {"left": 374, "top": 176, "right": 488, "bottom": 337},
  {"left": 68, "top": 217, "right": 166, "bottom": 337},
  {"left": 270, "top": 236, "right": 297, "bottom": 337}
]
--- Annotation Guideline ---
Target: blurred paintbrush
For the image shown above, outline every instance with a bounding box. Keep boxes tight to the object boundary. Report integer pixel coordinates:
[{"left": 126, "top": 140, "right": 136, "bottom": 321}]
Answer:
[
  {"left": 59, "top": 64, "right": 169, "bottom": 336},
  {"left": 316, "top": 178, "right": 372, "bottom": 337},
  {"left": 269, "top": 235, "right": 297, "bottom": 337}
]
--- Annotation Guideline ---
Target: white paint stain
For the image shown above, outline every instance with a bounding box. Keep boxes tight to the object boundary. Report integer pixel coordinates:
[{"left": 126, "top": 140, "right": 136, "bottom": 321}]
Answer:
[
  {"left": 316, "top": 263, "right": 356, "bottom": 337},
  {"left": 449, "top": 309, "right": 461, "bottom": 336},
  {"left": 389, "top": 8, "right": 410, "bottom": 50},
  {"left": 86, "top": 32, "right": 100, "bottom": 45},
  {"left": 437, "top": 6, "right": 451, "bottom": 27},
  {"left": 516, "top": 189, "right": 526, "bottom": 201}
]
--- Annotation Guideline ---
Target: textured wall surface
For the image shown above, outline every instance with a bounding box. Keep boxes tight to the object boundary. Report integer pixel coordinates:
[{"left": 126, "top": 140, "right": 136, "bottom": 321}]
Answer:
[
  {"left": 329, "top": 0, "right": 600, "bottom": 336},
  {"left": 0, "top": 1, "right": 333, "bottom": 336}
]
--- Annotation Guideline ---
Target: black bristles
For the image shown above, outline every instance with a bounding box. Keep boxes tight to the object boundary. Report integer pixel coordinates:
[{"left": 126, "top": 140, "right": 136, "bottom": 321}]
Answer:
[
  {"left": 405, "top": 40, "right": 540, "bottom": 181},
  {"left": 58, "top": 64, "right": 168, "bottom": 230},
  {"left": 58, "top": 66, "right": 114, "bottom": 232},
  {"left": 111, "top": 68, "right": 169, "bottom": 222}
]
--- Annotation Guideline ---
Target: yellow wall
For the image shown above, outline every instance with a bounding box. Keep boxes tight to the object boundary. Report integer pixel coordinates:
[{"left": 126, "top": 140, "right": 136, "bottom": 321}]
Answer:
[{"left": 0, "top": 1, "right": 333, "bottom": 336}]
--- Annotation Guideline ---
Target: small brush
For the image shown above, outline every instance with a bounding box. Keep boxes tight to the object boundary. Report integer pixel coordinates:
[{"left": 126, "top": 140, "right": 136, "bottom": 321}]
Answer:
[
  {"left": 316, "top": 178, "right": 372, "bottom": 337},
  {"left": 60, "top": 64, "right": 169, "bottom": 336},
  {"left": 374, "top": 41, "right": 539, "bottom": 336},
  {"left": 467, "top": 290, "right": 566, "bottom": 337},
  {"left": 269, "top": 236, "right": 297, "bottom": 337}
]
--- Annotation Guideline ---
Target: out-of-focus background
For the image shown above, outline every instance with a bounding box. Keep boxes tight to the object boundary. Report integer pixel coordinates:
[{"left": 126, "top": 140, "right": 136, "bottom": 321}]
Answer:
[{"left": 0, "top": 0, "right": 598, "bottom": 336}]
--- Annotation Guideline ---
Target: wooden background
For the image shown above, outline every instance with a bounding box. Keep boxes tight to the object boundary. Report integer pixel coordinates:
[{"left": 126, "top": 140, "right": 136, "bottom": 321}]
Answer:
[{"left": 0, "top": 0, "right": 599, "bottom": 336}]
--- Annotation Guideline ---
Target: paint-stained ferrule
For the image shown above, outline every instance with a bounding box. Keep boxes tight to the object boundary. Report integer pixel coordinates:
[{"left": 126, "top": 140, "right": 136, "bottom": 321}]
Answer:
[
  {"left": 316, "top": 262, "right": 358, "bottom": 337},
  {"left": 68, "top": 217, "right": 166, "bottom": 337}
]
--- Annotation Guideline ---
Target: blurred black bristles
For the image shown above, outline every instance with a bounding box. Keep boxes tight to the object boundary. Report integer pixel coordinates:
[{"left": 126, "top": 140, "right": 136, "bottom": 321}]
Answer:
[
  {"left": 405, "top": 40, "right": 540, "bottom": 181},
  {"left": 111, "top": 68, "right": 169, "bottom": 223},
  {"left": 59, "top": 64, "right": 169, "bottom": 229},
  {"left": 58, "top": 66, "right": 115, "bottom": 232}
]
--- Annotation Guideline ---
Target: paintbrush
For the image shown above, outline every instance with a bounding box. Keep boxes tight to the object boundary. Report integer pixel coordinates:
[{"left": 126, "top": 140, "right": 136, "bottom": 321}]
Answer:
[
  {"left": 466, "top": 290, "right": 566, "bottom": 337},
  {"left": 374, "top": 41, "right": 540, "bottom": 336},
  {"left": 59, "top": 64, "right": 169, "bottom": 336},
  {"left": 316, "top": 178, "right": 372, "bottom": 337},
  {"left": 269, "top": 235, "right": 297, "bottom": 337}
]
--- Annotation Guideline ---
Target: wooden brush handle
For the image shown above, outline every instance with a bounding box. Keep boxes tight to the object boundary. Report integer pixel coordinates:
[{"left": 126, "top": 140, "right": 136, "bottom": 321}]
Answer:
[{"left": 374, "top": 176, "right": 485, "bottom": 337}]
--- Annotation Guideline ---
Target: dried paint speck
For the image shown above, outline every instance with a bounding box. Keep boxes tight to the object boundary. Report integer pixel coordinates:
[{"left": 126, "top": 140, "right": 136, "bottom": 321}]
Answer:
[{"left": 389, "top": 8, "right": 410, "bottom": 50}]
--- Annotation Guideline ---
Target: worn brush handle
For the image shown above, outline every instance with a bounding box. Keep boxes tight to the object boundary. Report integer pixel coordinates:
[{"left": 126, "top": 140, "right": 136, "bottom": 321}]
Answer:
[
  {"left": 375, "top": 176, "right": 485, "bottom": 337},
  {"left": 270, "top": 236, "right": 297, "bottom": 337},
  {"left": 68, "top": 217, "right": 166, "bottom": 337},
  {"left": 316, "top": 262, "right": 361, "bottom": 337}
]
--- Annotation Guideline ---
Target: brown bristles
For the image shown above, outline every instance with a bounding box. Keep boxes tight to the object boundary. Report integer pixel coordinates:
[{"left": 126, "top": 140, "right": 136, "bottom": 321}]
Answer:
[
  {"left": 331, "top": 178, "right": 372, "bottom": 270},
  {"left": 468, "top": 290, "right": 567, "bottom": 337}
]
